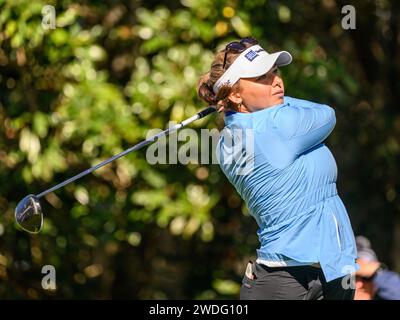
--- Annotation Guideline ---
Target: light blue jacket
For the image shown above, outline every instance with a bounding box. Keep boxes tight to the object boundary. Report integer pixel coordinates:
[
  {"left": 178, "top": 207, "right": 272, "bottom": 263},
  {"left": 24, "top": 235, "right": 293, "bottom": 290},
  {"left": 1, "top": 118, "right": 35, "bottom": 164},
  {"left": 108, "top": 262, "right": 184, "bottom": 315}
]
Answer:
[{"left": 217, "top": 96, "right": 358, "bottom": 282}]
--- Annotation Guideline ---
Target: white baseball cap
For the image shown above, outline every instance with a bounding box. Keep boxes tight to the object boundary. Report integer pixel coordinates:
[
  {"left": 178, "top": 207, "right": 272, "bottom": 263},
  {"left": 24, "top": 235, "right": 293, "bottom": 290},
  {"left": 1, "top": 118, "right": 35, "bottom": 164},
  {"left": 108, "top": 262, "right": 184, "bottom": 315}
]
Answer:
[{"left": 213, "top": 44, "right": 292, "bottom": 94}]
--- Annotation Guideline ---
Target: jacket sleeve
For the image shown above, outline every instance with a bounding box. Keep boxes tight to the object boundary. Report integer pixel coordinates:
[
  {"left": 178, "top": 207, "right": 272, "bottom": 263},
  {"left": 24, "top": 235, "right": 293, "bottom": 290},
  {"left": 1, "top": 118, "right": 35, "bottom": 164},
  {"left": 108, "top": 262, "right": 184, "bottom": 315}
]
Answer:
[
  {"left": 373, "top": 270, "right": 400, "bottom": 300},
  {"left": 273, "top": 97, "right": 336, "bottom": 155}
]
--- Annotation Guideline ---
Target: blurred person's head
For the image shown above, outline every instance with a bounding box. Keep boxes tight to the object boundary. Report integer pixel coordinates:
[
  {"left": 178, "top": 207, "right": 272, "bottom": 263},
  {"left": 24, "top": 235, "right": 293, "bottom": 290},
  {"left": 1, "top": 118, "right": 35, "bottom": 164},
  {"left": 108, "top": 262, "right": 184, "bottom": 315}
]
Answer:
[
  {"left": 197, "top": 38, "right": 292, "bottom": 113},
  {"left": 355, "top": 235, "right": 381, "bottom": 300}
]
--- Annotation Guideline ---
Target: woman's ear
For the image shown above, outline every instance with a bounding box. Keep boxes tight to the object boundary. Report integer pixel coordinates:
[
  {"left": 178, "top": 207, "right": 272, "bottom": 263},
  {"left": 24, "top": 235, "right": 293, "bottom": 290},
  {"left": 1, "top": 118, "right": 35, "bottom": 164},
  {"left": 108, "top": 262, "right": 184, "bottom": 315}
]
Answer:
[{"left": 227, "top": 90, "right": 242, "bottom": 105}]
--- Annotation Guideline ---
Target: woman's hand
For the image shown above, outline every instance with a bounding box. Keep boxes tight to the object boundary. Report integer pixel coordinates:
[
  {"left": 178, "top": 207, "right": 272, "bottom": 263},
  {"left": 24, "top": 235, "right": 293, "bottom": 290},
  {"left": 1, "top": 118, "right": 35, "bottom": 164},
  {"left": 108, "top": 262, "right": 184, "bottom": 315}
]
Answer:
[
  {"left": 216, "top": 101, "right": 226, "bottom": 113},
  {"left": 356, "top": 259, "right": 381, "bottom": 279}
]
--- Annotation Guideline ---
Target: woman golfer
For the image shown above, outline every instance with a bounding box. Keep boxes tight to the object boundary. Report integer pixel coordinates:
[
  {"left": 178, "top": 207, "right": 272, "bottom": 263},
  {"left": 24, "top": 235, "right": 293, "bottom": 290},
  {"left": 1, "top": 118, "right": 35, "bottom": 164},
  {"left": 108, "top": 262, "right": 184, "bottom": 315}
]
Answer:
[{"left": 197, "top": 38, "right": 358, "bottom": 300}]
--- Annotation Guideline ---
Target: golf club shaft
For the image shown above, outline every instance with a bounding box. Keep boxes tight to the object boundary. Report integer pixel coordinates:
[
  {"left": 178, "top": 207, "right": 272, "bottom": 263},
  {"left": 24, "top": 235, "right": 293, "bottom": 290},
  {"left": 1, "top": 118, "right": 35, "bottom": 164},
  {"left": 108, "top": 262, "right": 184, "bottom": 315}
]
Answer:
[{"left": 36, "top": 106, "right": 216, "bottom": 199}]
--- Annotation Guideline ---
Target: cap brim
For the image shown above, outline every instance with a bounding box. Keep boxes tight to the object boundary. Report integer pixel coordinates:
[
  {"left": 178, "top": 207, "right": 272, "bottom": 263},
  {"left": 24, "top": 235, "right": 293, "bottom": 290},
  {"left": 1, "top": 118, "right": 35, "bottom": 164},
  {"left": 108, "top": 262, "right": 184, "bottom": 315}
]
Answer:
[{"left": 241, "top": 51, "right": 292, "bottom": 79}]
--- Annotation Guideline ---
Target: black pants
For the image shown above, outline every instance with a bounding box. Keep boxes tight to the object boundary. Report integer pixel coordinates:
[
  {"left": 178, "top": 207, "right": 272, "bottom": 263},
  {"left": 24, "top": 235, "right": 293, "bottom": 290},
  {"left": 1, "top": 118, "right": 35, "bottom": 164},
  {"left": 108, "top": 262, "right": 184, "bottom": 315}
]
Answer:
[{"left": 240, "top": 262, "right": 355, "bottom": 300}]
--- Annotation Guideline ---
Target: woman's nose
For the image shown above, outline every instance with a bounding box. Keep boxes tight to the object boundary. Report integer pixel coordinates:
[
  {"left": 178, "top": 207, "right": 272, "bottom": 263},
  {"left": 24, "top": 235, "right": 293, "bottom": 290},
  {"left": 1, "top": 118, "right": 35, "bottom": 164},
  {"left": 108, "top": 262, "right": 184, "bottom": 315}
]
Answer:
[{"left": 273, "top": 75, "right": 283, "bottom": 87}]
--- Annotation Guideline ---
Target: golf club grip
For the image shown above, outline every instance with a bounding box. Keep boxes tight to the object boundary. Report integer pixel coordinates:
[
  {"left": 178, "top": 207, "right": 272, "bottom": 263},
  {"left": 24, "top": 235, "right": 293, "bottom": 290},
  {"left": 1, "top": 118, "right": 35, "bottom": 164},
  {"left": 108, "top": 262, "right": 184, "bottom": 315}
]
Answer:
[{"left": 197, "top": 106, "right": 217, "bottom": 119}]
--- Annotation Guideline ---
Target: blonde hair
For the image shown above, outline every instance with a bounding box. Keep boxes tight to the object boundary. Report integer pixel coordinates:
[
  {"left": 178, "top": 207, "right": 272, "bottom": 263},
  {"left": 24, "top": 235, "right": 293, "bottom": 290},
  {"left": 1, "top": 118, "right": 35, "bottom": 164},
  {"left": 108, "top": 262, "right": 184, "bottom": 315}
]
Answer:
[{"left": 197, "top": 42, "right": 254, "bottom": 111}]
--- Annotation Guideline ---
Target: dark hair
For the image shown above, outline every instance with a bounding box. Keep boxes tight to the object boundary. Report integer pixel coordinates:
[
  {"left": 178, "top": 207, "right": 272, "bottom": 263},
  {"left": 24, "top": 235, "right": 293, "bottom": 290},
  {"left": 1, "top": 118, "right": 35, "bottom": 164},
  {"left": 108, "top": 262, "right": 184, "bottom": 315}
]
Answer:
[{"left": 197, "top": 41, "right": 255, "bottom": 111}]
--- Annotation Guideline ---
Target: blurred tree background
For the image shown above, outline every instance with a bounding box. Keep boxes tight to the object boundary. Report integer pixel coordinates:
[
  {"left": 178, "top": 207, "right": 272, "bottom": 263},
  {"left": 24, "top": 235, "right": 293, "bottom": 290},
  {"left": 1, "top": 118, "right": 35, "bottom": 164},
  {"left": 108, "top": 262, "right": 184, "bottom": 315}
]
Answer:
[{"left": 0, "top": 0, "right": 399, "bottom": 299}]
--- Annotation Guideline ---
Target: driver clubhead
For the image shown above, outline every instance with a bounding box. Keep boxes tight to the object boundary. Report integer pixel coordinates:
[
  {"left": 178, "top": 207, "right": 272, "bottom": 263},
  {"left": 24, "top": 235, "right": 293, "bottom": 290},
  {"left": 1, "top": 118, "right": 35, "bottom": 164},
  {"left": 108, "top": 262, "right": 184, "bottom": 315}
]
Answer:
[{"left": 15, "top": 194, "right": 43, "bottom": 234}]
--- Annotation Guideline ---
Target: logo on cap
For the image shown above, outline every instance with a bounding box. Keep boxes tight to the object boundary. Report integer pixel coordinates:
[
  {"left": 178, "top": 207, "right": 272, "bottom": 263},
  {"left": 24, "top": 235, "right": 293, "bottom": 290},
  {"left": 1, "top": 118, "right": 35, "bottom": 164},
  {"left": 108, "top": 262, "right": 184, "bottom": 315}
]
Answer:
[{"left": 245, "top": 50, "right": 258, "bottom": 62}]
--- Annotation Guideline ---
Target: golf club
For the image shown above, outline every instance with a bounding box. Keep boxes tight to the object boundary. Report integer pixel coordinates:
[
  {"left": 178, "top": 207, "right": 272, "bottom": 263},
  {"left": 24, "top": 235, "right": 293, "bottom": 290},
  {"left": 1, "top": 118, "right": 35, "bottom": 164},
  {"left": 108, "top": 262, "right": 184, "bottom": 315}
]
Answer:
[{"left": 15, "top": 106, "right": 217, "bottom": 234}]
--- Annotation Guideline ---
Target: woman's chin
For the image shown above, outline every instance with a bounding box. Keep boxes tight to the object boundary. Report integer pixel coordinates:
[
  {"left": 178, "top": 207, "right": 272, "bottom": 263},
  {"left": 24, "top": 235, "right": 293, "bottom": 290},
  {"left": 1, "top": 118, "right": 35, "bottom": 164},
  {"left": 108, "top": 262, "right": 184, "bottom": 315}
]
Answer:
[{"left": 268, "top": 96, "right": 284, "bottom": 106}]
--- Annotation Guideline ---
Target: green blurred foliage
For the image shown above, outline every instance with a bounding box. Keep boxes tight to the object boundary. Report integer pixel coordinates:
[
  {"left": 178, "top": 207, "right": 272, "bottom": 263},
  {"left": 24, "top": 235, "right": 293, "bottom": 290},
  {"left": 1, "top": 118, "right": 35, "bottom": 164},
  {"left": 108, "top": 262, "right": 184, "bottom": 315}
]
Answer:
[{"left": 0, "top": 0, "right": 399, "bottom": 299}]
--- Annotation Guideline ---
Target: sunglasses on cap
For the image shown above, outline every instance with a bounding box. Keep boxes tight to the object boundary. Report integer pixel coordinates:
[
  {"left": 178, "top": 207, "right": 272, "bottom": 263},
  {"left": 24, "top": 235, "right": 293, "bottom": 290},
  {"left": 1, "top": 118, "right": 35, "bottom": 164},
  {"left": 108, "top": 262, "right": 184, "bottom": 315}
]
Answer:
[{"left": 222, "top": 37, "right": 259, "bottom": 69}]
